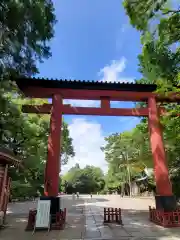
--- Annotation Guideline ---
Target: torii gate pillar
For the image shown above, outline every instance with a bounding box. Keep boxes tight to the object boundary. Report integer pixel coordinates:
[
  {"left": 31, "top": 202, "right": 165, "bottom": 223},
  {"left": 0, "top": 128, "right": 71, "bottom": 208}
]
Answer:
[
  {"left": 148, "top": 97, "right": 176, "bottom": 210},
  {"left": 44, "top": 94, "right": 62, "bottom": 197}
]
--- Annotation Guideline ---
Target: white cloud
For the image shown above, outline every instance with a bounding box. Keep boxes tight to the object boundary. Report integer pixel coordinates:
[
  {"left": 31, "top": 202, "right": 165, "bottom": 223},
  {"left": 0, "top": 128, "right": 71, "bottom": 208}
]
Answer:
[
  {"left": 64, "top": 58, "right": 133, "bottom": 108},
  {"left": 61, "top": 60, "right": 136, "bottom": 174},
  {"left": 61, "top": 118, "right": 107, "bottom": 174},
  {"left": 97, "top": 58, "right": 134, "bottom": 107},
  {"left": 98, "top": 57, "right": 134, "bottom": 83}
]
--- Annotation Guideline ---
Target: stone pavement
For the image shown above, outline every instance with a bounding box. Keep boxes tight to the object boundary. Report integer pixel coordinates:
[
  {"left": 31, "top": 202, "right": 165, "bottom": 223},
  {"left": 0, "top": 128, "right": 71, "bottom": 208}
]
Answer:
[
  {"left": 0, "top": 195, "right": 180, "bottom": 239},
  {"left": 83, "top": 197, "right": 180, "bottom": 240}
]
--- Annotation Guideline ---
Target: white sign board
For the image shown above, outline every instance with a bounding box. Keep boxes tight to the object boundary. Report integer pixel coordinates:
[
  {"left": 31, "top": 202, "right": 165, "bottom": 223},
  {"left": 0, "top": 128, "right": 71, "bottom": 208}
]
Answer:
[{"left": 35, "top": 200, "right": 51, "bottom": 229}]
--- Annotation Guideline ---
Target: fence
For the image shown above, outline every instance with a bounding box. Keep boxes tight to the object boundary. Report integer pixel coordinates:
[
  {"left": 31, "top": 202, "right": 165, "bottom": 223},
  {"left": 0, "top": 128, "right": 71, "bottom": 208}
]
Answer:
[{"left": 103, "top": 207, "right": 123, "bottom": 225}]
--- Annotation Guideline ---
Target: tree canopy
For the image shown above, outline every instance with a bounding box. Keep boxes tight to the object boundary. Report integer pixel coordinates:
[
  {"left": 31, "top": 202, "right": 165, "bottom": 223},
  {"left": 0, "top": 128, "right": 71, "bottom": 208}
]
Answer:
[
  {"left": 62, "top": 165, "right": 105, "bottom": 194},
  {"left": 1, "top": 0, "right": 56, "bottom": 78},
  {"left": 1, "top": 80, "right": 75, "bottom": 200},
  {"left": 123, "top": 0, "right": 180, "bottom": 89},
  {"left": 123, "top": 0, "right": 180, "bottom": 45}
]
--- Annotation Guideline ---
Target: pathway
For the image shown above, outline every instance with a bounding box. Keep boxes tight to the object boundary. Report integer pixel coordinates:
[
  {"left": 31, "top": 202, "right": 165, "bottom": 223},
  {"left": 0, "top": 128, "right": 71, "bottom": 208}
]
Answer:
[
  {"left": 0, "top": 195, "right": 179, "bottom": 239},
  {"left": 83, "top": 196, "right": 180, "bottom": 239}
]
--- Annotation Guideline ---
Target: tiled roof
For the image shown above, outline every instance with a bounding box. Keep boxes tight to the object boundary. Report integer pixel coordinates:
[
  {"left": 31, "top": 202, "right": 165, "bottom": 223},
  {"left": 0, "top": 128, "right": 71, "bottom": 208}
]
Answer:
[
  {"left": 15, "top": 76, "right": 157, "bottom": 92},
  {"left": 0, "top": 146, "right": 24, "bottom": 168}
]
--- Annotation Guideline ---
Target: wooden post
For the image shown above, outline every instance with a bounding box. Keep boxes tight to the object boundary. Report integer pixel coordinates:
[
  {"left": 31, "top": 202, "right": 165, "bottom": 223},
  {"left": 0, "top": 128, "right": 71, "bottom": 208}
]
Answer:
[
  {"left": 108, "top": 208, "right": 110, "bottom": 222},
  {"left": 3, "top": 177, "right": 11, "bottom": 224},
  {"left": 148, "top": 97, "right": 172, "bottom": 196},
  {"left": 0, "top": 164, "right": 8, "bottom": 211},
  {"left": 44, "top": 95, "right": 62, "bottom": 197},
  {"left": 104, "top": 208, "right": 106, "bottom": 222},
  {"left": 101, "top": 97, "right": 110, "bottom": 109}
]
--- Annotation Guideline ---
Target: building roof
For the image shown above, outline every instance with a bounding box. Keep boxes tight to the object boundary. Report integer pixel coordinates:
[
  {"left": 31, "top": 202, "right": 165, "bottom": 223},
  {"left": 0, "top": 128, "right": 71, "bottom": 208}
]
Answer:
[
  {"left": 0, "top": 146, "right": 24, "bottom": 168},
  {"left": 15, "top": 77, "right": 157, "bottom": 92}
]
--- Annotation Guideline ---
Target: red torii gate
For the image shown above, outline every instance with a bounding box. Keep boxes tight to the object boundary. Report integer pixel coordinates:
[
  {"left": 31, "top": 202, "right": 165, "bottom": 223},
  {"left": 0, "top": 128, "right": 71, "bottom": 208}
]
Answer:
[{"left": 15, "top": 77, "right": 180, "bottom": 212}]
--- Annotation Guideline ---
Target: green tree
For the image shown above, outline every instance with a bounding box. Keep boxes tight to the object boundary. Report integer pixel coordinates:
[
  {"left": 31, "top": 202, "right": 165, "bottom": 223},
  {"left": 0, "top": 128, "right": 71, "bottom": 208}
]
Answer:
[
  {"left": 1, "top": 90, "right": 75, "bottom": 199},
  {"left": 123, "top": 0, "right": 180, "bottom": 197},
  {"left": 123, "top": 0, "right": 180, "bottom": 89},
  {"left": 1, "top": 0, "right": 56, "bottom": 79},
  {"left": 102, "top": 129, "right": 153, "bottom": 194},
  {"left": 62, "top": 165, "right": 105, "bottom": 194},
  {"left": 123, "top": 0, "right": 180, "bottom": 45}
]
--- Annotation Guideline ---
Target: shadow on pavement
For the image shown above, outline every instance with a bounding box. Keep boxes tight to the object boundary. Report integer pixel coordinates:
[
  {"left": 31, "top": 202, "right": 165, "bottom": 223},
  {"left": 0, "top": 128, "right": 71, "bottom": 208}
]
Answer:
[
  {"left": 1, "top": 195, "right": 180, "bottom": 240},
  {"left": 0, "top": 196, "right": 86, "bottom": 240},
  {"left": 6, "top": 196, "right": 85, "bottom": 216},
  {"left": 85, "top": 196, "right": 180, "bottom": 239}
]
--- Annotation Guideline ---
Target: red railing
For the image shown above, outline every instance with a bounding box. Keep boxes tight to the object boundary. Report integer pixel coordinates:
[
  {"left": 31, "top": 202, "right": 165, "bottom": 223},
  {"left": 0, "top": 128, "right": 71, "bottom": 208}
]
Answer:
[
  {"left": 103, "top": 207, "right": 123, "bottom": 225},
  {"left": 25, "top": 208, "right": 66, "bottom": 231},
  {"left": 149, "top": 206, "right": 180, "bottom": 228}
]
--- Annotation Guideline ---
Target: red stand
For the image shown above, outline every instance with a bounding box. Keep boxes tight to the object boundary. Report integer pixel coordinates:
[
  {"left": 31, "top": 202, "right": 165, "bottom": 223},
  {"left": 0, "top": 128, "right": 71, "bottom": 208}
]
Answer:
[
  {"left": 25, "top": 209, "right": 37, "bottom": 231},
  {"left": 51, "top": 208, "right": 66, "bottom": 230},
  {"left": 149, "top": 206, "right": 180, "bottom": 228},
  {"left": 25, "top": 208, "right": 66, "bottom": 231},
  {"left": 103, "top": 207, "right": 123, "bottom": 225}
]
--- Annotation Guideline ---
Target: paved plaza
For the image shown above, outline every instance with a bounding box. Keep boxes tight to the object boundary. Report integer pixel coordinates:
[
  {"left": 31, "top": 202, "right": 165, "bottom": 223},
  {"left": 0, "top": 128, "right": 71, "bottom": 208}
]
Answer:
[{"left": 0, "top": 195, "right": 180, "bottom": 239}]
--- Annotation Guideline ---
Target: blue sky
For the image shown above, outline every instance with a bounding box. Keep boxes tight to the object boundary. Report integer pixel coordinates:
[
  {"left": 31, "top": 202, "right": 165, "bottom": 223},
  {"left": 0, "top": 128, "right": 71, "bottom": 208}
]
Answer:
[{"left": 37, "top": 0, "right": 143, "bottom": 172}]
